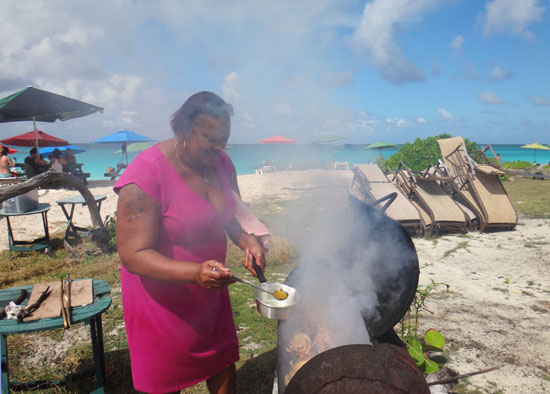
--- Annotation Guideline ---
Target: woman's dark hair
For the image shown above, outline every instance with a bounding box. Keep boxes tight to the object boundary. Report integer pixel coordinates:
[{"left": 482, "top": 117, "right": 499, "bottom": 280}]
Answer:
[
  {"left": 170, "top": 91, "right": 234, "bottom": 137},
  {"left": 52, "top": 148, "right": 62, "bottom": 159},
  {"left": 0, "top": 146, "right": 8, "bottom": 156}
]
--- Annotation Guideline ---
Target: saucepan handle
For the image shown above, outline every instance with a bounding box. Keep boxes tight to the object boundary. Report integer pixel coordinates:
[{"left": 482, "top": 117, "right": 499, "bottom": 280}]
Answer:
[{"left": 252, "top": 256, "right": 267, "bottom": 283}]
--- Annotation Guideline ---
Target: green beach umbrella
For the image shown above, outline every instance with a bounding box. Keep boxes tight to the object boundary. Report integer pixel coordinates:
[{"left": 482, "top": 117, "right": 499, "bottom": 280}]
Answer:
[
  {"left": 364, "top": 141, "right": 397, "bottom": 160},
  {"left": 520, "top": 142, "right": 550, "bottom": 163},
  {"left": 0, "top": 86, "right": 103, "bottom": 151},
  {"left": 113, "top": 142, "right": 155, "bottom": 154},
  {"left": 312, "top": 134, "right": 346, "bottom": 144}
]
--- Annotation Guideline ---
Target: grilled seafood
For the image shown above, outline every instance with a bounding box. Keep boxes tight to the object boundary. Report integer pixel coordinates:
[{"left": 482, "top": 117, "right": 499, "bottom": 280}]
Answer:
[{"left": 285, "top": 332, "right": 311, "bottom": 360}]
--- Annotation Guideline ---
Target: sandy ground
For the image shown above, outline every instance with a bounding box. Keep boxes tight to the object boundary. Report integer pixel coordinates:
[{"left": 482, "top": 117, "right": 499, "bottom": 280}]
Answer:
[
  {"left": 0, "top": 180, "right": 119, "bottom": 248},
  {"left": 2, "top": 170, "right": 549, "bottom": 393}
]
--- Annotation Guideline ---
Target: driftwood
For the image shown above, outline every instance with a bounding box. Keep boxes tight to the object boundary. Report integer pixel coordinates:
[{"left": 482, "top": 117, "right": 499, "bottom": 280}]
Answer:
[
  {"left": 427, "top": 366, "right": 499, "bottom": 386},
  {"left": 0, "top": 170, "right": 110, "bottom": 248}
]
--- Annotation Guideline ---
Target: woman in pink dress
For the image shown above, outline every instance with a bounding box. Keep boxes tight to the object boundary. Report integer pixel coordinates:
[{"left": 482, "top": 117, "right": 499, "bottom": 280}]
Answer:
[{"left": 115, "top": 91, "right": 267, "bottom": 394}]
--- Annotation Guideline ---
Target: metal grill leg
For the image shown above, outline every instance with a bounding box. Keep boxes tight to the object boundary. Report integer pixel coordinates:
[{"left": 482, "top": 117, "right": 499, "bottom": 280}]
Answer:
[
  {"left": 1, "top": 334, "right": 9, "bottom": 394},
  {"left": 89, "top": 316, "right": 105, "bottom": 391}
]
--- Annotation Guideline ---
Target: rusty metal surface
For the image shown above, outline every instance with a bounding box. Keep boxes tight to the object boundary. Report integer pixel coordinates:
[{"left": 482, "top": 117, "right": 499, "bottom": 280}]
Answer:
[{"left": 284, "top": 344, "right": 430, "bottom": 394}]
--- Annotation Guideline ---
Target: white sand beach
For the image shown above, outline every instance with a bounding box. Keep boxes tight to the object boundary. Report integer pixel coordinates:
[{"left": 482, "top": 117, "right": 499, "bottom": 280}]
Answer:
[{"left": 1, "top": 170, "right": 549, "bottom": 393}]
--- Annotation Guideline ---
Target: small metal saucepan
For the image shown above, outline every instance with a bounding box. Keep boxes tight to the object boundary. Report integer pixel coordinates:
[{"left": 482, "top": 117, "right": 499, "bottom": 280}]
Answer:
[{"left": 251, "top": 258, "right": 300, "bottom": 320}]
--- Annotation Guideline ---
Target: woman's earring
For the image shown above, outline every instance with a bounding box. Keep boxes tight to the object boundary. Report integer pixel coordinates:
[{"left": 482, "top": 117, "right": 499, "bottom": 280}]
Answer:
[{"left": 183, "top": 139, "right": 187, "bottom": 150}]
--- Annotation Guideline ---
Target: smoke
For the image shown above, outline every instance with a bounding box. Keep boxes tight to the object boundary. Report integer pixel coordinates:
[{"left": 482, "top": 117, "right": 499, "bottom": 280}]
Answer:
[{"left": 277, "top": 172, "right": 418, "bottom": 388}]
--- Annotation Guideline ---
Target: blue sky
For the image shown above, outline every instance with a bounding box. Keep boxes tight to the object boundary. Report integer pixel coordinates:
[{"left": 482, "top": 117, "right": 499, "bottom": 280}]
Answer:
[{"left": 0, "top": 0, "right": 548, "bottom": 144}]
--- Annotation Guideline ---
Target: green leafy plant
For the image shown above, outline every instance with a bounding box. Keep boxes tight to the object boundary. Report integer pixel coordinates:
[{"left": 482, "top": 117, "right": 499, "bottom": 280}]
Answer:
[
  {"left": 399, "top": 279, "right": 447, "bottom": 374},
  {"left": 384, "top": 133, "right": 479, "bottom": 172},
  {"left": 408, "top": 328, "right": 446, "bottom": 373},
  {"left": 103, "top": 211, "right": 117, "bottom": 252}
]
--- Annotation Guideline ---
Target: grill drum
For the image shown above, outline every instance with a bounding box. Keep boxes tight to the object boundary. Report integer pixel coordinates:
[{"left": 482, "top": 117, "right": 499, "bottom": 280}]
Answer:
[
  {"left": 284, "top": 344, "right": 430, "bottom": 394},
  {"left": 278, "top": 196, "right": 421, "bottom": 393}
]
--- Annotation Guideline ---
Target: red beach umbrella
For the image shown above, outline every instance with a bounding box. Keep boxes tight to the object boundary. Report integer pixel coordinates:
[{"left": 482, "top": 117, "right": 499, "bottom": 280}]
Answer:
[
  {"left": 1, "top": 146, "right": 17, "bottom": 154},
  {"left": 0, "top": 129, "right": 69, "bottom": 147},
  {"left": 257, "top": 135, "right": 297, "bottom": 144}
]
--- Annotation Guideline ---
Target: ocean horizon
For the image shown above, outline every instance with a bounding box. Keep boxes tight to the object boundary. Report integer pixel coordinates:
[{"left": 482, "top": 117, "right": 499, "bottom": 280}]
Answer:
[{"left": 8, "top": 143, "right": 550, "bottom": 181}]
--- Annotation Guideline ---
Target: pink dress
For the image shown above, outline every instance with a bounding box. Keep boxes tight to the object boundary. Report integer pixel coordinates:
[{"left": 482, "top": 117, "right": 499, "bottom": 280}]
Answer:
[{"left": 114, "top": 146, "right": 239, "bottom": 393}]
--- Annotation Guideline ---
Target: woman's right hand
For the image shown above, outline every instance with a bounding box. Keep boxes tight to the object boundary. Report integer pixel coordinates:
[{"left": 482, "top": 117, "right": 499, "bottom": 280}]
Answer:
[{"left": 194, "top": 260, "right": 233, "bottom": 289}]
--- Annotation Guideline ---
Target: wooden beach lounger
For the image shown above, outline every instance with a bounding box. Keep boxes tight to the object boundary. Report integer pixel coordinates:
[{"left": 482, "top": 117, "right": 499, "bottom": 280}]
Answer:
[
  {"left": 389, "top": 163, "right": 469, "bottom": 236},
  {"left": 350, "top": 163, "right": 423, "bottom": 234},
  {"left": 387, "top": 170, "right": 433, "bottom": 235},
  {"left": 437, "top": 137, "right": 517, "bottom": 232},
  {"left": 423, "top": 164, "right": 480, "bottom": 231}
]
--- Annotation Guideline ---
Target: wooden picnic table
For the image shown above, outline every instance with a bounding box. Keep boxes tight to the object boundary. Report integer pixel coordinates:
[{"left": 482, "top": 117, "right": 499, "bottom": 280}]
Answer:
[
  {"left": 56, "top": 194, "right": 106, "bottom": 240},
  {"left": 0, "top": 279, "right": 112, "bottom": 394},
  {"left": 0, "top": 203, "right": 51, "bottom": 260}
]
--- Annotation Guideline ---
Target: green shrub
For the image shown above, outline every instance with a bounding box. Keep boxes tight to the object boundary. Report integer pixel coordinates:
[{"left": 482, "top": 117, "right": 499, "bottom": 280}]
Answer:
[
  {"left": 384, "top": 133, "right": 479, "bottom": 171},
  {"left": 502, "top": 160, "right": 534, "bottom": 169}
]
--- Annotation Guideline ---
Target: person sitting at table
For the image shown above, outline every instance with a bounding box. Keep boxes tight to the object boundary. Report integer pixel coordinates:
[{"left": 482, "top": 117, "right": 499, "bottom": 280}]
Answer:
[
  {"left": 24, "top": 148, "right": 50, "bottom": 178},
  {"left": 0, "top": 146, "right": 16, "bottom": 178},
  {"left": 62, "top": 148, "right": 77, "bottom": 173},
  {"left": 48, "top": 153, "right": 63, "bottom": 173},
  {"left": 52, "top": 148, "right": 67, "bottom": 171}
]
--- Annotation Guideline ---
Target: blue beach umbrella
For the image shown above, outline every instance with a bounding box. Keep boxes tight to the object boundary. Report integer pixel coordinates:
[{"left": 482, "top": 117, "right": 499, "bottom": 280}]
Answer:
[
  {"left": 93, "top": 129, "right": 155, "bottom": 164},
  {"left": 39, "top": 144, "right": 86, "bottom": 156}
]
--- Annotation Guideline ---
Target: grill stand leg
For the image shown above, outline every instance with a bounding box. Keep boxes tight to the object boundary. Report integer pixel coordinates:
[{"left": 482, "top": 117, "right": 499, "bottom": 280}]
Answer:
[
  {"left": 1, "top": 334, "right": 8, "bottom": 394},
  {"left": 89, "top": 315, "right": 106, "bottom": 392}
]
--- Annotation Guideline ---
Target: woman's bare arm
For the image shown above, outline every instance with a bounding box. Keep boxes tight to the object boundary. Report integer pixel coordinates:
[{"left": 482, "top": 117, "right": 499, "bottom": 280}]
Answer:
[{"left": 116, "top": 183, "right": 232, "bottom": 287}]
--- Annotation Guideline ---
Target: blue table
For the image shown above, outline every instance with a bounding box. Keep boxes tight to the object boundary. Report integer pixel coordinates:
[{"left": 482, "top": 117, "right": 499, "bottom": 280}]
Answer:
[
  {"left": 56, "top": 195, "right": 106, "bottom": 240},
  {"left": 0, "top": 203, "right": 51, "bottom": 260},
  {"left": 0, "top": 279, "right": 112, "bottom": 394}
]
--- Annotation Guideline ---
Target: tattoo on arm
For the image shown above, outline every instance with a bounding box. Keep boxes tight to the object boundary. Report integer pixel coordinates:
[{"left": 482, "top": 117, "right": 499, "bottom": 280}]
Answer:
[{"left": 123, "top": 186, "right": 148, "bottom": 222}]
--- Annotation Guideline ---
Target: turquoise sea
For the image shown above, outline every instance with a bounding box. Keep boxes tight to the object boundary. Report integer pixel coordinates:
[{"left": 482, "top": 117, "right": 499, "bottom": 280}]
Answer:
[{"left": 9, "top": 143, "right": 550, "bottom": 181}]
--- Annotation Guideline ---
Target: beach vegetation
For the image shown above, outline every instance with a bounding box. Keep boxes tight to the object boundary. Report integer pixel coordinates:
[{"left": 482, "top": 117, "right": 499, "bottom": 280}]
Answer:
[
  {"left": 501, "top": 160, "right": 534, "bottom": 169},
  {"left": 442, "top": 241, "right": 470, "bottom": 258},
  {"left": 503, "top": 176, "right": 550, "bottom": 218},
  {"left": 384, "top": 133, "right": 479, "bottom": 172},
  {"left": 399, "top": 279, "right": 448, "bottom": 374}
]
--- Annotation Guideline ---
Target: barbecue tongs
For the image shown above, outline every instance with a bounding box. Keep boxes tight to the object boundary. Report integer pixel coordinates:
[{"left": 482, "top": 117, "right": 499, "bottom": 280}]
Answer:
[{"left": 61, "top": 274, "right": 72, "bottom": 329}]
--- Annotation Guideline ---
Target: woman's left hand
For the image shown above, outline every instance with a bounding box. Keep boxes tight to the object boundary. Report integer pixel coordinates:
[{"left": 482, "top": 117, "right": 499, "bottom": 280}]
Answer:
[{"left": 242, "top": 235, "right": 267, "bottom": 276}]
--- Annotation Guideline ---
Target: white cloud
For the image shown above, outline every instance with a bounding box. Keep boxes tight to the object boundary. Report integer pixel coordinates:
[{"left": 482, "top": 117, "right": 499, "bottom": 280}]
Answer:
[
  {"left": 416, "top": 117, "right": 427, "bottom": 124},
  {"left": 351, "top": 0, "right": 440, "bottom": 84},
  {"left": 482, "top": 0, "right": 546, "bottom": 39},
  {"left": 438, "top": 107, "right": 455, "bottom": 121},
  {"left": 450, "top": 35, "right": 465, "bottom": 52},
  {"left": 386, "top": 117, "right": 408, "bottom": 127},
  {"left": 477, "top": 92, "right": 506, "bottom": 105},
  {"left": 222, "top": 72, "right": 241, "bottom": 104},
  {"left": 529, "top": 96, "right": 550, "bottom": 106},
  {"left": 489, "top": 66, "right": 513, "bottom": 82},
  {"left": 119, "top": 110, "right": 138, "bottom": 126}
]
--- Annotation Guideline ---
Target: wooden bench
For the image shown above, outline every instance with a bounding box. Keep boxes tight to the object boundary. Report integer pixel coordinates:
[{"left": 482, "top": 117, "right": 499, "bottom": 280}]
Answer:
[
  {"left": 104, "top": 163, "right": 127, "bottom": 180},
  {"left": 70, "top": 163, "right": 90, "bottom": 185}
]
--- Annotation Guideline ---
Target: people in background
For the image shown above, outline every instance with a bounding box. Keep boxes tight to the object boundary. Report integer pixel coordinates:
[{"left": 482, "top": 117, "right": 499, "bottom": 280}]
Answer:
[
  {"left": 0, "top": 146, "right": 16, "bottom": 178},
  {"left": 62, "top": 148, "right": 77, "bottom": 172},
  {"left": 24, "top": 148, "right": 49, "bottom": 178},
  {"left": 48, "top": 150, "right": 63, "bottom": 173}
]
